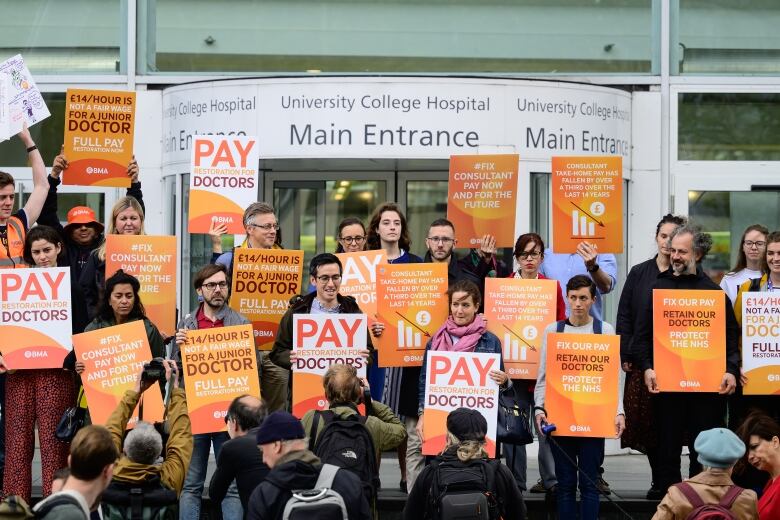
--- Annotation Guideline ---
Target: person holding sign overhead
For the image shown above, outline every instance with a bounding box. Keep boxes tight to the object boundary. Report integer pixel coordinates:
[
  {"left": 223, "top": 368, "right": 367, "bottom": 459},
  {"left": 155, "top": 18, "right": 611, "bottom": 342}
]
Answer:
[
  {"left": 79, "top": 195, "right": 147, "bottom": 319},
  {"left": 172, "top": 263, "right": 248, "bottom": 520},
  {"left": 632, "top": 224, "right": 740, "bottom": 495},
  {"left": 0, "top": 225, "right": 89, "bottom": 501},
  {"left": 534, "top": 275, "right": 624, "bottom": 520},
  {"left": 38, "top": 146, "right": 144, "bottom": 285}
]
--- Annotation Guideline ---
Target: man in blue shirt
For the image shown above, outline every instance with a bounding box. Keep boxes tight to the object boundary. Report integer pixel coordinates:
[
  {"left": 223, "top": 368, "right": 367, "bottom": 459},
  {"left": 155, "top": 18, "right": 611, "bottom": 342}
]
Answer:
[{"left": 538, "top": 240, "right": 618, "bottom": 495}]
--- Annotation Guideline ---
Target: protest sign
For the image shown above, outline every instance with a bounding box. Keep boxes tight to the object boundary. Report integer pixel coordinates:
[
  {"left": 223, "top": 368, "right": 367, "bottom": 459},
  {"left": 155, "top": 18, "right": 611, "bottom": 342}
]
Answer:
[
  {"left": 545, "top": 332, "right": 620, "bottom": 437},
  {"left": 63, "top": 88, "right": 136, "bottom": 187},
  {"left": 741, "top": 292, "right": 780, "bottom": 395},
  {"left": 231, "top": 248, "right": 304, "bottom": 350},
  {"left": 375, "top": 263, "right": 448, "bottom": 367},
  {"left": 0, "top": 54, "right": 49, "bottom": 140},
  {"left": 335, "top": 250, "right": 385, "bottom": 326},
  {"left": 653, "top": 289, "right": 726, "bottom": 392},
  {"left": 484, "top": 278, "right": 558, "bottom": 379},
  {"left": 551, "top": 156, "right": 622, "bottom": 254},
  {"left": 72, "top": 320, "right": 165, "bottom": 427},
  {"left": 422, "top": 351, "right": 500, "bottom": 456},
  {"left": 0, "top": 268, "right": 72, "bottom": 369},
  {"left": 188, "top": 136, "right": 259, "bottom": 234},
  {"left": 447, "top": 154, "right": 519, "bottom": 248},
  {"left": 0, "top": 73, "right": 9, "bottom": 142},
  {"left": 105, "top": 235, "right": 177, "bottom": 338},
  {"left": 180, "top": 324, "right": 260, "bottom": 434},
  {"left": 291, "top": 314, "right": 368, "bottom": 418}
]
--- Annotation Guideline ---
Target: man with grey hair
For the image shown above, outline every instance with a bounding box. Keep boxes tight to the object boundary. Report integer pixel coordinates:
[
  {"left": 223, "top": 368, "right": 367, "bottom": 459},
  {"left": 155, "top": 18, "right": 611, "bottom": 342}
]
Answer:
[
  {"left": 632, "top": 223, "right": 740, "bottom": 495},
  {"left": 101, "top": 360, "right": 192, "bottom": 517}
]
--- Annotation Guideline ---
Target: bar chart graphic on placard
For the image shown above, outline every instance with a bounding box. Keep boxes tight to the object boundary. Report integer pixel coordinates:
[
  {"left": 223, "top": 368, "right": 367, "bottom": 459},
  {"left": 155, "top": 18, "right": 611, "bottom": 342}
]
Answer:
[
  {"left": 398, "top": 320, "right": 423, "bottom": 348},
  {"left": 572, "top": 209, "right": 596, "bottom": 237},
  {"left": 502, "top": 333, "right": 528, "bottom": 361}
]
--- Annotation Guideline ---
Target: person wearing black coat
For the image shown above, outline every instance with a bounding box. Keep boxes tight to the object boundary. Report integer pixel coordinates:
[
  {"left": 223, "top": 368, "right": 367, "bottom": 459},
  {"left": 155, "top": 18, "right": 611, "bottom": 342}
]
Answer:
[{"left": 631, "top": 225, "right": 740, "bottom": 494}]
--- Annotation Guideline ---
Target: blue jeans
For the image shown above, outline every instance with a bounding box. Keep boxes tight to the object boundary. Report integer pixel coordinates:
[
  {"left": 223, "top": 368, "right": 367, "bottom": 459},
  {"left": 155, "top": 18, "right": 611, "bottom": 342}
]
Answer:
[
  {"left": 550, "top": 436, "right": 603, "bottom": 520},
  {"left": 179, "top": 432, "right": 242, "bottom": 520}
]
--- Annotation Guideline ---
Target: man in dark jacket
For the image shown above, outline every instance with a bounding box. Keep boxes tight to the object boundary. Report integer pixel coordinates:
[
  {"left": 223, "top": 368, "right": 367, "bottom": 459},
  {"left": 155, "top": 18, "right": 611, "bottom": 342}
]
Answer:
[
  {"left": 632, "top": 224, "right": 739, "bottom": 494},
  {"left": 247, "top": 411, "right": 370, "bottom": 520},
  {"left": 269, "top": 253, "right": 373, "bottom": 377},
  {"left": 209, "top": 395, "right": 270, "bottom": 513}
]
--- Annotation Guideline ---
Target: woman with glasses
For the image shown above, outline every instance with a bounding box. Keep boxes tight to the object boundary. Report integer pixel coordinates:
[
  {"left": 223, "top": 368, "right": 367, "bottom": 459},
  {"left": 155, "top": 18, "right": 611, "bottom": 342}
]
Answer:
[
  {"left": 335, "top": 217, "right": 367, "bottom": 253},
  {"left": 503, "top": 233, "right": 566, "bottom": 495},
  {"left": 721, "top": 224, "right": 769, "bottom": 304}
]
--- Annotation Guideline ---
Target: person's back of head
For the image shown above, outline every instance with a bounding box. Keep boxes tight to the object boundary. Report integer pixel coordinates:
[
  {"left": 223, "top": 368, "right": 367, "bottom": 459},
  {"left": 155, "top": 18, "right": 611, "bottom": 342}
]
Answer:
[
  {"left": 227, "top": 395, "right": 267, "bottom": 435},
  {"left": 123, "top": 421, "right": 163, "bottom": 465},
  {"left": 323, "top": 364, "right": 362, "bottom": 406},
  {"left": 70, "top": 425, "right": 119, "bottom": 483}
]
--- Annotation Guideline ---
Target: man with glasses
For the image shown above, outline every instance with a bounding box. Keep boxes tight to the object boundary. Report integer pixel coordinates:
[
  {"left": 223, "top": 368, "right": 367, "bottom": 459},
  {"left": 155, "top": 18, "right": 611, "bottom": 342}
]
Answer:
[
  {"left": 214, "top": 201, "right": 290, "bottom": 415},
  {"left": 270, "top": 253, "right": 373, "bottom": 378},
  {"left": 172, "top": 263, "right": 248, "bottom": 520}
]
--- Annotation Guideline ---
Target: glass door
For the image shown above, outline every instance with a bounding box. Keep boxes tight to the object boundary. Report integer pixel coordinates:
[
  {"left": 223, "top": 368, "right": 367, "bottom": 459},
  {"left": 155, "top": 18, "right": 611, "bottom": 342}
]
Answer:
[{"left": 265, "top": 173, "right": 392, "bottom": 291}]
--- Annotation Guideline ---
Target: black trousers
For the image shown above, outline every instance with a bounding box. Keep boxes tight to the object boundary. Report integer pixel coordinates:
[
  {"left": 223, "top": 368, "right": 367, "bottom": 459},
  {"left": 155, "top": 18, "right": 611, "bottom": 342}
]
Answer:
[{"left": 652, "top": 392, "right": 726, "bottom": 491}]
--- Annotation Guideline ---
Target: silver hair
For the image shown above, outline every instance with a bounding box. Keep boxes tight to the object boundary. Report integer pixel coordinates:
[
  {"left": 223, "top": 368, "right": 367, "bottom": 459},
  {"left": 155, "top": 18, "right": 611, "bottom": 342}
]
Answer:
[
  {"left": 243, "top": 202, "right": 275, "bottom": 228},
  {"left": 669, "top": 224, "right": 713, "bottom": 260},
  {"left": 124, "top": 421, "right": 163, "bottom": 464}
]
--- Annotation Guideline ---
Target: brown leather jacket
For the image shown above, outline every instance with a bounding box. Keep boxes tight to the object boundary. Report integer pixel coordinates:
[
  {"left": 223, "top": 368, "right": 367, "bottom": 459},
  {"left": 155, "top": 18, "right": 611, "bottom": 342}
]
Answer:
[{"left": 651, "top": 468, "right": 758, "bottom": 520}]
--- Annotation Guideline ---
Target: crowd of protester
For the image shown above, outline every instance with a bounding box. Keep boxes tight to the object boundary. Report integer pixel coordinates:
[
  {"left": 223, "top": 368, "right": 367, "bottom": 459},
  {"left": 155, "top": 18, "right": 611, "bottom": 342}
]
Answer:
[{"left": 0, "top": 126, "right": 777, "bottom": 519}]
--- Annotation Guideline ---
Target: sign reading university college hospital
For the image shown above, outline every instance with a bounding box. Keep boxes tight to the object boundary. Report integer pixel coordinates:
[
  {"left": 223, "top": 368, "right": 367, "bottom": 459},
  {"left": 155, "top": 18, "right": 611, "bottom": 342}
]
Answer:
[{"left": 162, "top": 78, "right": 631, "bottom": 167}]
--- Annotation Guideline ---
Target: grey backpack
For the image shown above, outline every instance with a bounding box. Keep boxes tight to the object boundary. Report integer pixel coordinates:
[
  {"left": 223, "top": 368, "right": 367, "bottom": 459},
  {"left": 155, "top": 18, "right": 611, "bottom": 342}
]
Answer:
[{"left": 282, "top": 464, "right": 348, "bottom": 520}]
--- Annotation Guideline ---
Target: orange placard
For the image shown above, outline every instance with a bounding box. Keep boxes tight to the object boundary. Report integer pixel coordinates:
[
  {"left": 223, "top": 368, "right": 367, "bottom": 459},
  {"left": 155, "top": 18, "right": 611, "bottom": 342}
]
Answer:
[
  {"left": 181, "top": 324, "right": 260, "bottom": 434},
  {"left": 72, "top": 320, "right": 165, "bottom": 427},
  {"left": 291, "top": 314, "right": 368, "bottom": 418},
  {"left": 551, "top": 156, "right": 622, "bottom": 254},
  {"left": 545, "top": 332, "right": 620, "bottom": 437},
  {"left": 335, "top": 250, "right": 386, "bottom": 327},
  {"left": 447, "top": 154, "right": 519, "bottom": 248},
  {"left": 741, "top": 292, "right": 780, "bottom": 395},
  {"left": 422, "top": 351, "right": 500, "bottom": 456},
  {"left": 653, "top": 289, "right": 726, "bottom": 392},
  {"left": 63, "top": 89, "right": 135, "bottom": 187},
  {"left": 375, "top": 263, "right": 448, "bottom": 367},
  {"left": 231, "top": 248, "right": 305, "bottom": 350},
  {"left": 188, "top": 136, "right": 259, "bottom": 234},
  {"left": 0, "top": 268, "right": 73, "bottom": 369},
  {"left": 105, "top": 235, "right": 177, "bottom": 338},
  {"left": 484, "top": 278, "right": 558, "bottom": 379}
]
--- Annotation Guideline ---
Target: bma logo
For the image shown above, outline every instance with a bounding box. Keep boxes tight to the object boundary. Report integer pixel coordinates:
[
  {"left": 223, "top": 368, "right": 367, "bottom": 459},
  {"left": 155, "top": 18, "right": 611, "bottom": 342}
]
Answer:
[
  {"left": 86, "top": 166, "right": 109, "bottom": 175},
  {"left": 254, "top": 330, "right": 274, "bottom": 338},
  {"left": 680, "top": 380, "right": 701, "bottom": 388},
  {"left": 569, "top": 425, "right": 591, "bottom": 433}
]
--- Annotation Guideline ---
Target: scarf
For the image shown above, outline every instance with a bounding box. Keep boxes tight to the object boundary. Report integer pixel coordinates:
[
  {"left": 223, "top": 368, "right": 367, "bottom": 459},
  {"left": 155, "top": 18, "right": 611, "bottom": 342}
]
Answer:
[{"left": 430, "top": 314, "right": 486, "bottom": 352}]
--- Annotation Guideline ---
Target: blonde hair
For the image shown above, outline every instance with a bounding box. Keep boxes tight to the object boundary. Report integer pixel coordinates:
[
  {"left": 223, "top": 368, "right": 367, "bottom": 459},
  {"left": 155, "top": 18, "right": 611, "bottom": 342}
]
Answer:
[
  {"left": 97, "top": 197, "right": 146, "bottom": 261},
  {"left": 445, "top": 432, "right": 489, "bottom": 462}
]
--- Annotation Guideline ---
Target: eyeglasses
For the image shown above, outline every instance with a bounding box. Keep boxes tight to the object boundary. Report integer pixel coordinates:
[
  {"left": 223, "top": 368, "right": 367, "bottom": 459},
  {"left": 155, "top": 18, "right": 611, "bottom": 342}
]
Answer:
[
  {"left": 339, "top": 236, "right": 365, "bottom": 244},
  {"left": 744, "top": 240, "right": 767, "bottom": 249},
  {"left": 202, "top": 281, "right": 228, "bottom": 291},
  {"left": 518, "top": 251, "right": 542, "bottom": 260},
  {"left": 316, "top": 275, "right": 342, "bottom": 283},
  {"left": 249, "top": 223, "right": 279, "bottom": 231},
  {"left": 427, "top": 236, "right": 455, "bottom": 244}
]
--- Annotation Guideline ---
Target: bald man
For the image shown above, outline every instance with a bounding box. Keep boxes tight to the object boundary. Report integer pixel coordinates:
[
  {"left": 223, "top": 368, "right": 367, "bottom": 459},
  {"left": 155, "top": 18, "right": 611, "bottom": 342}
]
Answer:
[{"left": 209, "top": 395, "right": 270, "bottom": 511}]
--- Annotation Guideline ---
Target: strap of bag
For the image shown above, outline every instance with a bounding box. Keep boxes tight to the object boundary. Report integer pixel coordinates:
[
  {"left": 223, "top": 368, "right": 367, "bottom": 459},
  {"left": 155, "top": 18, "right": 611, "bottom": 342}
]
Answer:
[
  {"left": 555, "top": 320, "right": 566, "bottom": 333},
  {"left": 130, "top": 488, "right": 144, "bottom": 520},
  {"left": 315, "top": 464, "right": 340, "bottom": 489},
  {"left": 749, "top": 277, "right": 762, "bottom": 292},
  {"left": 593, "top": 319, "right": 602, "bottom": 335},
  {"left": 674, "top": 482, "right": 705, "bottom": 509},
  {"left": 75, "top": 386, "right": 85, "bottom": 408},
  {"left": 308, "top": 411, "right": 322, "bottom": 452},
  {"left": 718, "top": 485, "right": 745, "bottom": 509}
]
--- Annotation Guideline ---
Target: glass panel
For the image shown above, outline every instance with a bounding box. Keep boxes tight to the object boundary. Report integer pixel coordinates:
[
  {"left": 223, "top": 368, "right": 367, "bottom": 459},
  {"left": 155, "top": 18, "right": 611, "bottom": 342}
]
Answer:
[
  {"left": 0, "top": 93, "right": 65, "bottom": 167},
  {"left": 674, "top": 0, "right": 780, "bottom": 75},
  {"left": 51, "top": 193, "right": 105, "bottom": 225},
  {"left": 143, "top": 0, "right": 655, "bottom": 74},
  {"left": 687, "top": 190, "right": 780, "bottom": 283},
  {"left": 0, "top": 0, "right": 123, "bottom": 74},
  {"left": 530, "top": 172, "right": 551, "bottom": 246},
  {"left": 678, "top": 93, "right": 780, "bottom": 161},
  {"left": 184, "top": 173, "right": 214, "bottom": 312},
  {"left": 274, "top": 179, "right": 386, "bottom": 291},
  {"left": 405, "top": 180, "right": 448, "bottom": 259}
]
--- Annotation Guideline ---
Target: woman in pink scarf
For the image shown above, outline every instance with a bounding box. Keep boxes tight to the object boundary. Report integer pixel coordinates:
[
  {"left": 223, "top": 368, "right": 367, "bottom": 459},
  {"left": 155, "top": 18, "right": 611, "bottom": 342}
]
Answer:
[{"left": 415, "top": 279, "right": 510, "bottom": 443}]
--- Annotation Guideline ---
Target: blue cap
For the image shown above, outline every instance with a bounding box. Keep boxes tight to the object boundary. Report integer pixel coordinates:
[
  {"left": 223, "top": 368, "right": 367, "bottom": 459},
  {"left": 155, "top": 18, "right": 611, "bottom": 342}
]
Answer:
[
  {"left": 694, "top": 428, "right": 746, "bottom": 469},
  {"left": 255, "top": 411, "right": 305, "bottom": 445}
]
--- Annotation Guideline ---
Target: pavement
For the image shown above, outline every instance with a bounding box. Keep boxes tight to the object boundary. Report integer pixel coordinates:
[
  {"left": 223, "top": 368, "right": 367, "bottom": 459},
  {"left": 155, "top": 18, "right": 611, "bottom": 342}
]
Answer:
[{"left": 26, "top": 437, "right": 681, "bottom": 519}]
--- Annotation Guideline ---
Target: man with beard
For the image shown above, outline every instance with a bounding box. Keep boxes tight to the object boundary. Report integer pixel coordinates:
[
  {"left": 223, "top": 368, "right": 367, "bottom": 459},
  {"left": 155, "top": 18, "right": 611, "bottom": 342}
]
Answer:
[
  {"left": 172, "top": 263, "right": 248, "bottom": 520},
  {"left": 633, "top": 224, "right": 740, "bottom": 495}
]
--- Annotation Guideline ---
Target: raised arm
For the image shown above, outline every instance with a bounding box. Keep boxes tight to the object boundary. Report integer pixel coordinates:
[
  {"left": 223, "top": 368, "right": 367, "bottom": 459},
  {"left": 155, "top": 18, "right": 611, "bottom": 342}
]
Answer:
[{"left": 18, "top": 125, "right": 48, "bottom": 226}]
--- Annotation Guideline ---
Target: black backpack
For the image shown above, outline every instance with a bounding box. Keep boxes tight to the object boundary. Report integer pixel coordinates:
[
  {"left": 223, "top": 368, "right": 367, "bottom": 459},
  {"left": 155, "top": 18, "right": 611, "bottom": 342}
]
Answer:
[
  {"left": 427, "top": 458, "right": 502, "bottom": 520},
  {"left": 100, "top": 475, "right": 178, "bottom": 520},
  {"left": 309, "top": 410, "right": 380, "bottom": 504}
]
